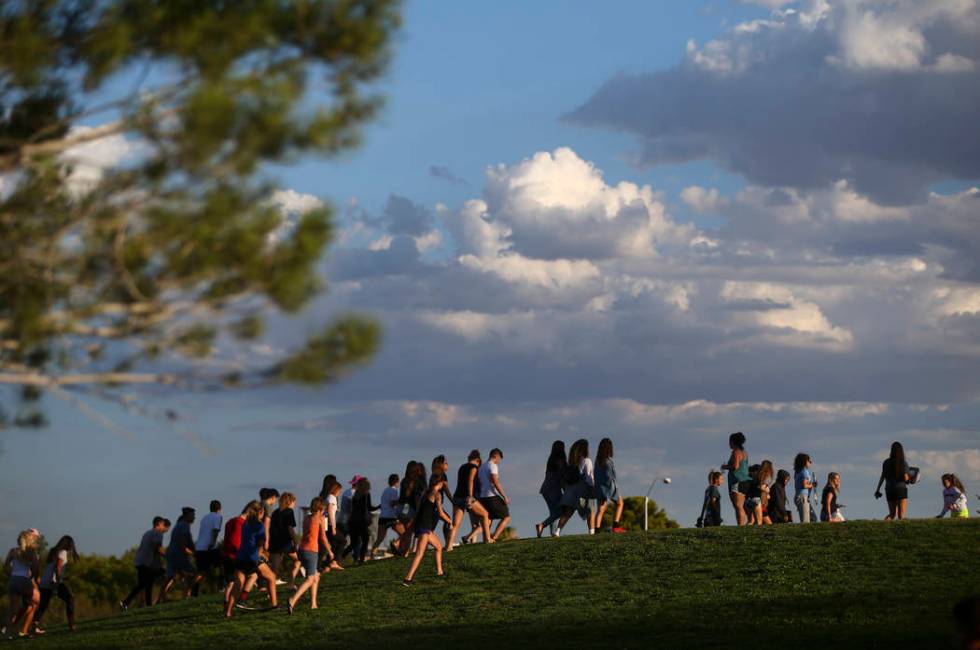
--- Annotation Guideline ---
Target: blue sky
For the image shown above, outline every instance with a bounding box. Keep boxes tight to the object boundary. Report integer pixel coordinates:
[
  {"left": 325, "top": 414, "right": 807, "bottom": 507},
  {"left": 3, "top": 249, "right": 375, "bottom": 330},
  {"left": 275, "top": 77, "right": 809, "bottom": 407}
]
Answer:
[{"left": 2, "top": 0, "right": 980, "bottom": 554}]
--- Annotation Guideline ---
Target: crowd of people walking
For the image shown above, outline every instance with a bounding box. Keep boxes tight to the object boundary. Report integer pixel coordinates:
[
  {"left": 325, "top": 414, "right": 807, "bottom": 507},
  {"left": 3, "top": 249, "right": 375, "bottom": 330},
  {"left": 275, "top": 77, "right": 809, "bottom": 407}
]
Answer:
[{"left": 2, "top": 436, "right": 972, "bottom": 638}]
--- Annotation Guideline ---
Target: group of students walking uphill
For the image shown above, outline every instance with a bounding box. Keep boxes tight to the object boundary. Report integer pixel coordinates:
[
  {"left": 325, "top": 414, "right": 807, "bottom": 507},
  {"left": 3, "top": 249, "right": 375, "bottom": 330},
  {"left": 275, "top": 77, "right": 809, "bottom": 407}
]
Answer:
[
  {"left": 696, "top": 433, "right": 971, "bottom": 528},
  {"left": 3, "top": 434, "right": 973, "bottom": 638}
]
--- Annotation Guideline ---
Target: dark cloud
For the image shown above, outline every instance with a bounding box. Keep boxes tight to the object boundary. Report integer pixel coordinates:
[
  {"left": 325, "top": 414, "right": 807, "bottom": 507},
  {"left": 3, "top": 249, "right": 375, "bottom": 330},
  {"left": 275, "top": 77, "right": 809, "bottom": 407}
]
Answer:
[{"left": 567, "top": 2, "right": 980, "bottom": 204}]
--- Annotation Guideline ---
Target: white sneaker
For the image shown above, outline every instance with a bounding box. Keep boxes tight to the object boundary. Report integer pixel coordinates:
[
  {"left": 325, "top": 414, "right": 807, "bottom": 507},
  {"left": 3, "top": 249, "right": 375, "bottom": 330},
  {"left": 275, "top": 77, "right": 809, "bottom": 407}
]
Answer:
[{"left": 275, "top": 579, "right": 287, "bottom": 585}]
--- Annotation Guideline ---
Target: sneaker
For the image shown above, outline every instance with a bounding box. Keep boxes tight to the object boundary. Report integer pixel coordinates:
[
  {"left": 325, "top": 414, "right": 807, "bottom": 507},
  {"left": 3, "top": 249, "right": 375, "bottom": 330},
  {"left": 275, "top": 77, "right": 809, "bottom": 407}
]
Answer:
[
  {"left": 235, "top": 603, "right": 256, "bottom": 611},
  {"left": 275, "top": 579, "right": 286, "bottom": 586},
  {"left": 612, "top": 526, "right": 627, "bottom": 534},
  {"left": 118, "top": 601, "right": 128, "bottom": 612},
  {"left": 401, "top": 579, "right": 414, "bottom": 587},
  {"left": 286, "top": 601, "right": 294, "bottom": 615}
]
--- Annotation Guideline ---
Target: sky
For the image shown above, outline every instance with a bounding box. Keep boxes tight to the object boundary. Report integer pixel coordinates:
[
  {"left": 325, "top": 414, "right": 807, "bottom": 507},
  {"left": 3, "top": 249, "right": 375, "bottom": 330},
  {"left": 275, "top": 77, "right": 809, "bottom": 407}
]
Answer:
[{"left": 2, "top": 0, "right": 980, "bottom": 554}]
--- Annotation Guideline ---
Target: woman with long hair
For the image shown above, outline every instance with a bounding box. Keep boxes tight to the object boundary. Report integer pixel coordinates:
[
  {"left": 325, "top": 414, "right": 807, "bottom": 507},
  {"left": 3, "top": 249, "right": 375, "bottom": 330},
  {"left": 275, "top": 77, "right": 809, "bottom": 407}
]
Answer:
[
  {"left": 595, "top": 438, "right": 626, "bottom": 533},
  {"left": 348, "top": 478, "right": 380, "bottom": 564},
  {"left": 448, "top": 450, "right": 492, "bottom": 548},
  {"left": 821, "top": 472, "right": 845, "bottom": 522},
  {"left": 34, "top": 535, "right": 79, "bottom": 633},
  {"left": 224, "top": 501, "right": 278, "bottom": 618},
  {"left": 535, "top": 441, "right": 567, "bottom": 537},
  {"left": 269, "top": 492, "right": 301, "bottom": 590},
  {"left": 402, "top": 474, "right": 448, "bottom": 586},
  {"left": 554, "top": 439, "right": 597, "bottom": 536},
  {"left": 4, "top": 530, "right": 40, "bottom": 640},
  {"left": 721, "top": 432, "right": 750, "bottom": 526},
  {"left": 875, "top": 442, "right": 910, "bottom": 520}
]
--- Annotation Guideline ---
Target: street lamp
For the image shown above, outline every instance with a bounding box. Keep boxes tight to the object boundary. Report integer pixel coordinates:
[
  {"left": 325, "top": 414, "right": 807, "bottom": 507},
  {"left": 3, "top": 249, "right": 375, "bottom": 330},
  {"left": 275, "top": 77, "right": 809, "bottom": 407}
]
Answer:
[{"left": 644, "top": 476, "right": 672, "bottom": 531}]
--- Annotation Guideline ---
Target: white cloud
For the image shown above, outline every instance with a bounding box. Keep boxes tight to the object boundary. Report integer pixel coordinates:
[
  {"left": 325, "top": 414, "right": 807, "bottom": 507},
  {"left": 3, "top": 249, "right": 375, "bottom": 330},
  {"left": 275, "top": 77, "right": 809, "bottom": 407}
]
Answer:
[
  {"left": 681, "top": 185, "right": 727, "bottom": 213},
  {"left": 269, "top": 188, "right": 324, "bottom": 214},
  {"left": 61, "top": 126, "right": 138, "bottom": 196},
  {"left": 720, "top": 281, "right": 854, "bottom": 349},
  {"left": 459, "top": 254, "right": 600, "bottom": 291}
]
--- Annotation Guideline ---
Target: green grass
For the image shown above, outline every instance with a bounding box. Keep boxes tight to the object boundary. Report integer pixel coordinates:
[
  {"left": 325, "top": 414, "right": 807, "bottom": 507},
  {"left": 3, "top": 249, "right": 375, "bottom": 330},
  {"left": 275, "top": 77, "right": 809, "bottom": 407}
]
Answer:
[{"left": 28, "top": 519, "right": 980, "bottom": 649}]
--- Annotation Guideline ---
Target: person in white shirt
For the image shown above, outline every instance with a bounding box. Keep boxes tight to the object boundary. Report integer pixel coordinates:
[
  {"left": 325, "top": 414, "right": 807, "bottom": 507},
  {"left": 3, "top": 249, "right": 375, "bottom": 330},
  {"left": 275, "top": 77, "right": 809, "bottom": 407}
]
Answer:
[
  {"left": 192, "top": 500, "right": 223, "bottom": 595},
  {"left": 372, "top": 474, "right": 401, "bottom": 555},
  {"left": 555, "top": 439, "right": 598, "bottom": 536},
  {"left": 477, "top": 448, "right": 511, "bottom": 541},
  {"left": 34, "top": 535, "right": 79, "bottom": 633}
]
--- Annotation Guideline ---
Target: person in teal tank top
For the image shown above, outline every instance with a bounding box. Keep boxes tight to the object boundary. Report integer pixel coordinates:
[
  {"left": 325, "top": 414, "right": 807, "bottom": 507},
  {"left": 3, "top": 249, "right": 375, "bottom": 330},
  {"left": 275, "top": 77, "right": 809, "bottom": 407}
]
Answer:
[{"left": 721, "top": 432, "right": 749, "bottom": 526}]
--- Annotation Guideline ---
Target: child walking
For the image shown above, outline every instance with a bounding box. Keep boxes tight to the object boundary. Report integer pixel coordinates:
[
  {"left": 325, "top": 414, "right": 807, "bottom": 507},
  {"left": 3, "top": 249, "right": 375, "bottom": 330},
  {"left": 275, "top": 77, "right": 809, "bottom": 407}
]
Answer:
[
  {"left": 937, "top": 474, "right": 969, "bottom": 518},
  {"left": 288, "top": 497, "right": 330, "bottom": 613},
  {"left": 34, "top": 536, "right": 79, "bottom": 634},
  {"left": 698, "top": 471, "right": 724, "bottom": 527}
]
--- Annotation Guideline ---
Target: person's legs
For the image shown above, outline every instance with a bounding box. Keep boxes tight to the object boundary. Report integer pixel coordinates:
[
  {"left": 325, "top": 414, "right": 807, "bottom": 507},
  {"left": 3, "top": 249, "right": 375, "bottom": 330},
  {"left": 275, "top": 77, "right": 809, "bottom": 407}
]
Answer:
[
  {"left": 310, "top": 574, "right": 319, "bottom": 609},
  {"left": 5, "top": 594, "right": 20, "bottom": 638},
  {"left": 18, "top": 585, "right": 38, "bottom": 636},
  {"left": 614, "top": 496, "right": 625, "bottom": 522},
  {"left": 288, "top": 553, "right": 301, "bottom": 587},
  {"left": 491, "top": 515, "right": 511, "bottom": 541},
  {"left": 55, "top": 584, "right": 75, "bottom": 631},
  {"left": 404, "top": 533, "right": 430, "bottom": 583},
  {"left": 729, "top": 491, "right": 746, "bottom": 526},
  {"left": 794, "top": 495, "right": 809, "bottom": 524},
  {"left": 886, "top": 499, "right": 897, "bottom": 520},
  {"left": 257, "top": 563, "right": 278, "bottom": 607},
  {"left": 595, "top": 498, "right": 609, "bottom": 531},
  {"left": 430, "top": 535, "right": 444, "bottom": 576},
  {"left": 34, "top": 588, "right": 53, "bottom": 627},
  {"left": 898, "top": 498, "right": 908, "bottom": 520},
  {"left": 224, "top": 571, "right": 246, "bottom": 618},
  {"left": 447, "top": 506, "right": 465, "bottom": 548},
  {"left": 156, "top": 574, "right": 175, "bottom": 604}
]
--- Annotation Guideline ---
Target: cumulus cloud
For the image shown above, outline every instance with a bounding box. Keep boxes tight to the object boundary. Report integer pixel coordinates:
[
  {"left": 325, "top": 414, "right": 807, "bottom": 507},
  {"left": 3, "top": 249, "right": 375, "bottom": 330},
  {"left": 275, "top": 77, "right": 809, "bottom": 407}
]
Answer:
[{"left": 568, "top": 0, "right": 980, "bottom": 202}]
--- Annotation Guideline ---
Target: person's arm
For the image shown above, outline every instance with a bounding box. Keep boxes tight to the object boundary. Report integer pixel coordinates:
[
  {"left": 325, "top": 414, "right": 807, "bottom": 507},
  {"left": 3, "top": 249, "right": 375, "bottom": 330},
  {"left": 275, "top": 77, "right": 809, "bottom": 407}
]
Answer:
[
  {"left": 318, "top": 521, "right": 332, "bottom": 559},
  {"left": 490, "top": 470, "right": 508, "bottom": 505},
  {"left": 31, "top": 552, "right": 40, "bottom": 582},
  {"left": 54, "top": 555, "right": 65, "bottom": 582},
  {"left": 466, "top": 467, "right": 477, "bottom": 504},
  {"left": 823, "top": 491, "right": 835, "bottom": 522},
  {"left": 208, "top": 522, "right": 220, "bottom": 549},
  {"left": 436, "top": 488, "right": 453, "bottom": 525},
  {"left": 874, "top": 469, "right": 885, "bottom": 497},
  {"left": 327, "top": 504, "right": 337, "bottom": 535},
  {"left": 263, "top": 515, "right": 271, "bottom": 551},
  {"left": 3, "top": 549, "right": 12, "bottom": 572},
  {"left": 721, "top": 451, "right": 735, "bottom": 471}
]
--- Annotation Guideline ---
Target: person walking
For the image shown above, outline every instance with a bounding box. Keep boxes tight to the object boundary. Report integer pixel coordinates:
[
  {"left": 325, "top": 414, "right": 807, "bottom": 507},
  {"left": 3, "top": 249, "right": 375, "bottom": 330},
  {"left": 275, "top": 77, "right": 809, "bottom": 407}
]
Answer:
[
  {"left": 372, "top": 474, "right": 401, "bottom": 556},
  {"left": 595, "top": 437, "right": 626, "bottom": 533},
  {"left": 192, "top": 500, "right": 223, "bottom": 595},
  {"left": 875, "top": 442, "right": 911, "bottom": 520},
  {"left": 348, "top": 478, "right": 380, "bottom": 564},
  {"left": 324, "top": 481, "right": 346, "bottom": 569},
  {"left": 793, "top": 453, "right": 815, "bottom": 524},
  {"left": 402, "top": 474, "right": 449, "bottom": 586},
  {"left": 820, "top": 472, "right": 845, "bottom": 522},
  {"left": 158, "top": 507, "right": 196, "bottom": 603},
  {"left": 4, "top": 530, "right": 40, "bottom": 640},
  {"left": 221, "top": 506, "right": 247, "bottom": 605},
  {"left": 288, "top": 497, "right": 330, "bottom": 613},
  {"left": 33, "top": 536, "right": 79, "bottom": 634},
  {"left": 721, "top": 432, "right": 750, "bottom": 526},
  {"left": 767, "top": 470, "right": 792, "bottom": 524},
  {"left": 698, "top": 470, "right": 724, "bottom": 527},
  {"left": 937, "top": 474, "right": 969, "bottom": 518},
  {"left": 448, "top": 451, "right": 492, "bottom": 548},
  {"left": 478, "top": 448, "right": 512, "bottom": 541},
  {"left": 535, "top": 441, "right": 566, "bottom": 537},
  {"left": 269, "top": 492, "right": 301, "bottom": 589},
  {"left": 555, "top": 439, "right": 597, "bottom": 536},
  {"left": 120, "top": 517, "right": 169, "bottom": 610},
  {"left": 224, "top": 501, "right": 278, "bottom": 618}
]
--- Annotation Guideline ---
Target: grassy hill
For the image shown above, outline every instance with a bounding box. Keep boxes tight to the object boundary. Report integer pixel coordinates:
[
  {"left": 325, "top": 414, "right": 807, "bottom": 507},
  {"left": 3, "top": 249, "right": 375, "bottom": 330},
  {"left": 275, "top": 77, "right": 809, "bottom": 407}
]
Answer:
[{"left": 27, "top": 519, "right": 980, "bottom": 649}]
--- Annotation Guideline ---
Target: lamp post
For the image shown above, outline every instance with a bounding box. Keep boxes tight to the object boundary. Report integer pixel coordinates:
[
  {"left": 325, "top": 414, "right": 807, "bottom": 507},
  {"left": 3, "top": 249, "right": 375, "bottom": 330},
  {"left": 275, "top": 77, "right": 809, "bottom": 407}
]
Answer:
[{"left": 644, "top": 476, "right": 672, "bottom": 531}]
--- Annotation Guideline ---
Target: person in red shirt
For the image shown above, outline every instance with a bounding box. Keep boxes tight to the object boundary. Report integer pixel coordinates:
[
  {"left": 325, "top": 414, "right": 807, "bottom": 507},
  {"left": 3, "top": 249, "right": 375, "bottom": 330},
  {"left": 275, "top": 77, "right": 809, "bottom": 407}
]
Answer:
[{"left": 221, "top": 506, "right": 247, "bottom": 605}]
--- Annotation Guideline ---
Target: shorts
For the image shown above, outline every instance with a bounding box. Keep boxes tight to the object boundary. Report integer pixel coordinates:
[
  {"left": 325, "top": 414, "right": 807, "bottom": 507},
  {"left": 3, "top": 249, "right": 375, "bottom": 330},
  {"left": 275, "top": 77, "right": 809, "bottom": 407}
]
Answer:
[
  {"left": 953, "top": 509, "right": 969, "bottom": 518},
  {"left": 479, "top": 496, "right": 510, "bottom": 520},
  {"left": 597, "top": 485, "right": 620, "bottom": 503},
  {"left": 414, "top": 527, "right": 434, "bottom": 538},
  {"left": 166, "top": 553, "right": 195, "bottom": 577},
  {"left": 378, "top": 517, "right": 397, "bottom": 527},
  {"left": 8, "top": 575, "right": 34, "bottom": 598},
  {"left": 747, "top": 497, "right": 762, "bottom": 507},
  {"left": 234, "top": 559, "right": 261, "bottom": 576},
  {"left": 451, "top": 496, "right": 473, "bottom": 510},
  {"left": 270, "top": 540, "right": 296, "bottom": 555},
  {"left": 222, "top": 557, "right": 237, "bottom": 580},
  {"left": 397, "top": 506, "right": 416, "bottom": 523},
  {"left": 297, "top": 550, "right": 318, "bottom": 577},
  {"left": 195, "top": 549, "right": 219, "bottom": 572},
  {"left": 885, "top": 485, "right": 908, "bottom": 501}
]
